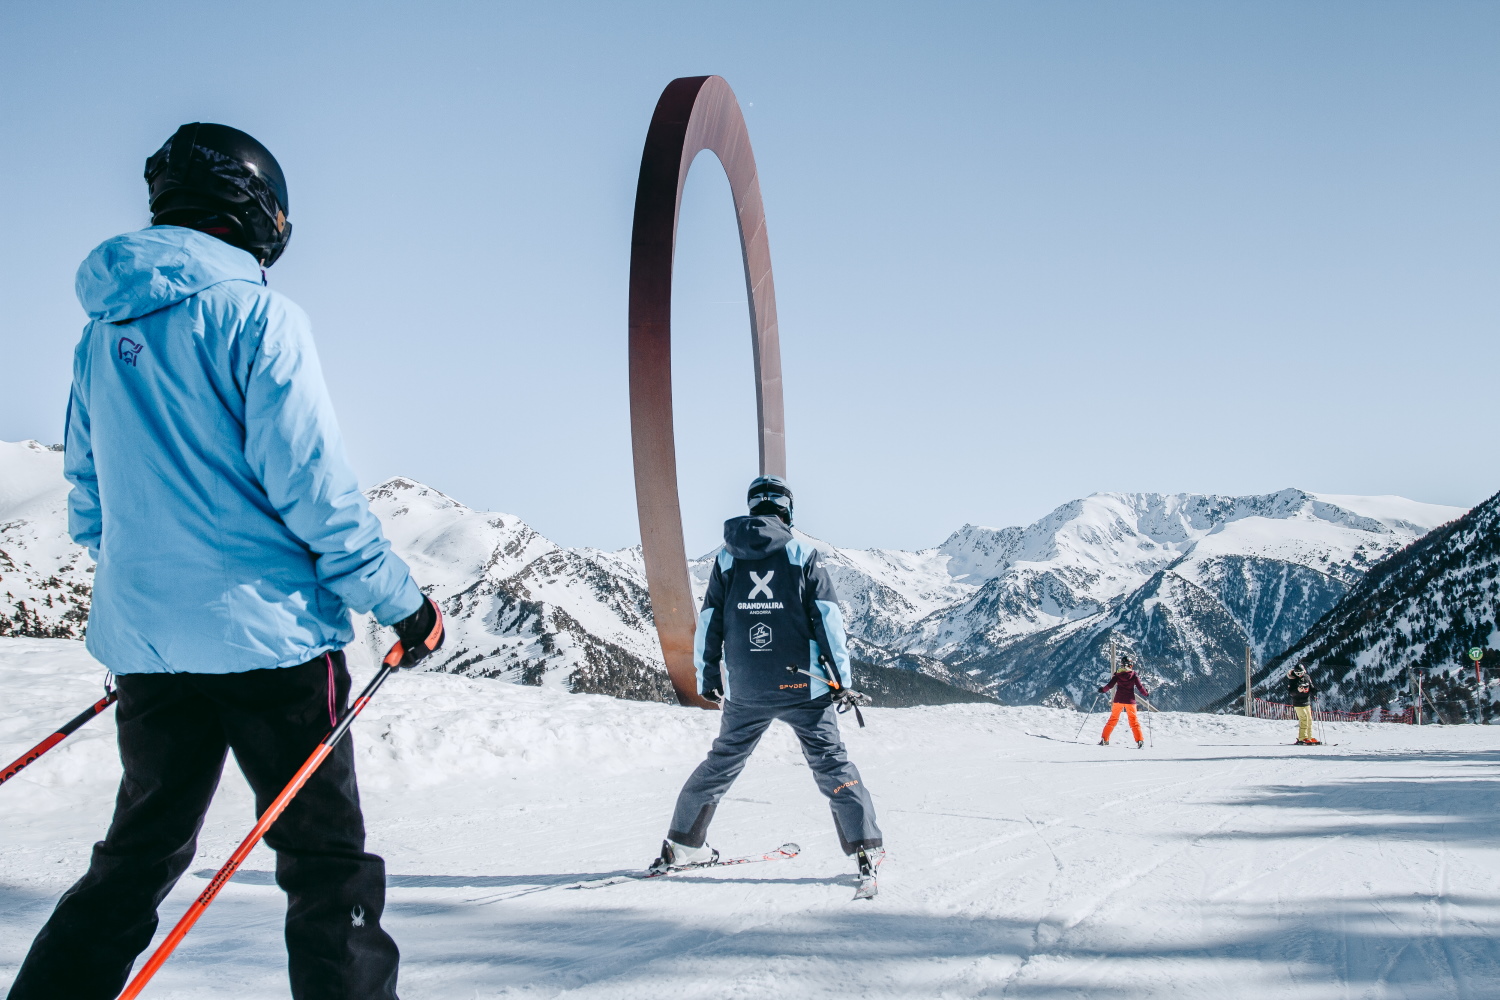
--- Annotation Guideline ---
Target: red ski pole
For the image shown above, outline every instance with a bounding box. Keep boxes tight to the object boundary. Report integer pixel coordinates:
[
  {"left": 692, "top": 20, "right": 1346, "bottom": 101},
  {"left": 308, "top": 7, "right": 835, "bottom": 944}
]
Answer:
[
  {"left": 117, "top": 607, "right": 439, "bottom": 1000},
  {"left": 1, "top": 684, "right": 118, "bottom": 787}
]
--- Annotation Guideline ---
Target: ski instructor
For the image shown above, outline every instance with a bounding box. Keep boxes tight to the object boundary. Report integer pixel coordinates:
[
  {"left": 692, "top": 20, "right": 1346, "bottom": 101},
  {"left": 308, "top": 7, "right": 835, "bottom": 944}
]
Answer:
[
  {"left": 8, "top": 124, "right": 442, "bottom": 1000},
  {"left": 649, "top": 477, "right": 885, "bottom": 891}
]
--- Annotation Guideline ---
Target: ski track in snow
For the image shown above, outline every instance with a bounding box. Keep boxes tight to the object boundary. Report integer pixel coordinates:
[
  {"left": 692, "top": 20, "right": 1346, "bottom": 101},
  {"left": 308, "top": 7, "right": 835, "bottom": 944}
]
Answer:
[{"left": 3, "top": 638, "right": 1500, "bottom": 999}]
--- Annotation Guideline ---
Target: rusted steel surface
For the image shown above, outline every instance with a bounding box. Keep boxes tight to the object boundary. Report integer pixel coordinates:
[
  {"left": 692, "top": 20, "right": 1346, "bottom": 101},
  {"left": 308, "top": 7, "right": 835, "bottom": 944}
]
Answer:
[{"left": 629, "top": 76, "right": 785, "bottom": 708}]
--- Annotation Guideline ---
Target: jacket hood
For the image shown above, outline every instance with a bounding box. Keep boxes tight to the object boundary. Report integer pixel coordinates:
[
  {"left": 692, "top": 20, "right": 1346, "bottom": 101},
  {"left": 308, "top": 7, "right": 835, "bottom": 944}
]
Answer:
[
  {"left": 723, "top": 515, "right": 793, "bottom": 560},
  {"left": 76, "top": 226, "right": 262, "bottom": 323}
]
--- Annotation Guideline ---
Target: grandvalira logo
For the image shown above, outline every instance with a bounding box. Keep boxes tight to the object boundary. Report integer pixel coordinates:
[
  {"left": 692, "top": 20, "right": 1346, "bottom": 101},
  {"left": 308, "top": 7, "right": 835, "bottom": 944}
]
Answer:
[{"left": 749, "top": 623, "right": 772, "bottom": 650}]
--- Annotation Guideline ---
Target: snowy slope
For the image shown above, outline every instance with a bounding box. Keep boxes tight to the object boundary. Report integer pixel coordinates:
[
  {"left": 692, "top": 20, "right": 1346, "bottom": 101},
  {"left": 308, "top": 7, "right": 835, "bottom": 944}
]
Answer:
[
  {"left": 4, "top": 636, "right": 1500, "bottom": 999},
  {"left": 0, "top": 441, "right": 91, "bottom": 639}
]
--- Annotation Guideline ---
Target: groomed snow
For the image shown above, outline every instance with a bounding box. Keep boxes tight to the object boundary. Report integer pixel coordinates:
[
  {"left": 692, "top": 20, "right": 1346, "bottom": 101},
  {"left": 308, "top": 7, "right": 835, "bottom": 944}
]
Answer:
[{"left": 3, "top": 636, "right": 1498, "bottom": 998}]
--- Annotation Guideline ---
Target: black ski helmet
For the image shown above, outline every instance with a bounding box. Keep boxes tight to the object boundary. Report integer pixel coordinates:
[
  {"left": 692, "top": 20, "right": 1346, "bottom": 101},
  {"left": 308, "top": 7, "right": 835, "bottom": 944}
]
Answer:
[
  {"left": 747, "top": 475, "right": 793, "bottom": 524},
  {"left": 145, "top": 123, "right": 292, "bottom": 266}
]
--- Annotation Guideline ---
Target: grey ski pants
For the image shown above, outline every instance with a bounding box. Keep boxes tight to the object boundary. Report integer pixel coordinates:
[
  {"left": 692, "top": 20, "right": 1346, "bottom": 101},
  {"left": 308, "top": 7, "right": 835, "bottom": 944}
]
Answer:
[{"left": 668, "top": 697, "right": 882, "bottom": 855}]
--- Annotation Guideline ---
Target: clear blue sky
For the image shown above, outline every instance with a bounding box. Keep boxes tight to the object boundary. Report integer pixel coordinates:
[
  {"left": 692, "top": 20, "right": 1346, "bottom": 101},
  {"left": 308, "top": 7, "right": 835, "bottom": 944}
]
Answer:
[{"left": 2, "top": 2, "right": 1495, "bottom": 553}]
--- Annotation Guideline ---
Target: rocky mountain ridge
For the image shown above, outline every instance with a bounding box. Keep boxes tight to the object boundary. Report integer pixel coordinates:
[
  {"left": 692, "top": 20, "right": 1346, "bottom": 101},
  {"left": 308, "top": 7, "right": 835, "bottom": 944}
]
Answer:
[
  {"left": 1209, "top": 489, "right": 1500, "bottom": 723},
  {"left": 0, "top": 439, "right": 1465, "bottom": 709}
]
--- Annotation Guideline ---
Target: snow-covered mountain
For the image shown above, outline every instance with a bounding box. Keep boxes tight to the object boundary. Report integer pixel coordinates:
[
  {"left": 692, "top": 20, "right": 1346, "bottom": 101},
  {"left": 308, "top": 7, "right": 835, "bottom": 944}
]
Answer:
[
  {"left": 1216, "top": 488, "right": 1500, "bottom": 723},
  {"left": 0, "top": 439, "right": 1465, "bottom": 709},
  {"left": 349, "top": 478, "right": 673, "bottom": 702},
  {"left": 0, "top": 443, "right": 675, "bottom": 700},
  {"left": 0, "top": 441, "right": 92, "bottom": 639},
  {"left": 918, "top": 491, "right": 1464, "bottom": 709},
  {"left": 691, "top": 490, "right": 1460, "bottom": 709}
]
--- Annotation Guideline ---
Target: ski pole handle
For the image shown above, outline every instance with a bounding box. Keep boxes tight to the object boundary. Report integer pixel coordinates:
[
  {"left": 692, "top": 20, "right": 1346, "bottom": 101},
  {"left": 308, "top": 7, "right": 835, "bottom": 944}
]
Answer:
[
  {"left": 117, "top": 658, "right": 397, "bottom": 999},
  {"left": 791, "top": 663, "right": 843, "bottom": 691},
  {"left": 1, "top": 687, "right": 118, "bottom": 788}
]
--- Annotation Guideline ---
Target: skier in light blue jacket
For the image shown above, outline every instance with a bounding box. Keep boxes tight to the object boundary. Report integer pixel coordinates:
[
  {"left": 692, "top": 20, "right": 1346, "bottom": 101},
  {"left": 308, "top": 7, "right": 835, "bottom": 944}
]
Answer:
[{"left": 9, "top": 124, "right": 441, "bottom": 1000}]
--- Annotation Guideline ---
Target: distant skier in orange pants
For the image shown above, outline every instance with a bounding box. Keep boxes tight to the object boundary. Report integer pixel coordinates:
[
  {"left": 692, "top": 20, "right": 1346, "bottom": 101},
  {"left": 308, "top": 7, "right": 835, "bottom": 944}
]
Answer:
[{"left": 1099, "top": 655, "right": 1149, "bottom": 748}]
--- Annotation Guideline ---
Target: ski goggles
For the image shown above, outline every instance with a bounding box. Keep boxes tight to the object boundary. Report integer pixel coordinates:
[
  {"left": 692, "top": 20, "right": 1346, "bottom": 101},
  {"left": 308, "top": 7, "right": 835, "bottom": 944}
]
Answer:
[{"left": 748, "top": 491, "right": 792, "bottom": 512}]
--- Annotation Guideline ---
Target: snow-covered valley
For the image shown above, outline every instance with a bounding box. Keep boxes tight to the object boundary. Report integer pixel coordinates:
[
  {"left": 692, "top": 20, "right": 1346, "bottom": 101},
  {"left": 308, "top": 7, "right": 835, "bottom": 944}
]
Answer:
[{"left": 3, "top": 636, "right": 1498, "bottom": 998}]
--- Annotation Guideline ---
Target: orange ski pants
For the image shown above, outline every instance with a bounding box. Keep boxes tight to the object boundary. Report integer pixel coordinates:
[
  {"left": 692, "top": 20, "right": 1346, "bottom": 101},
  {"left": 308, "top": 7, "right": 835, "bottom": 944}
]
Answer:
[{"left": 1101, "top": 703, "right": 1143, "bottom": 743}]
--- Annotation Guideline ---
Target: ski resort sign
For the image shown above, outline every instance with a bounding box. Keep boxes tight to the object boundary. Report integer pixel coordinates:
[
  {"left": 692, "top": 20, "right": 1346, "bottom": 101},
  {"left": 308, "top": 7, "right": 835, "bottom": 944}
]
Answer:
[{"left": 627, "top": 76, "right": 787, "bottom": 708}]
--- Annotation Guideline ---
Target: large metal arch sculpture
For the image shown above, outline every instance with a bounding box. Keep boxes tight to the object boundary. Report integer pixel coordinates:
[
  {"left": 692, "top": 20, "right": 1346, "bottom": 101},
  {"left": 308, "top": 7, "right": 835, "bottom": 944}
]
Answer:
[{"left": 629, "top": 76, "right": 785, "bottom": 709}]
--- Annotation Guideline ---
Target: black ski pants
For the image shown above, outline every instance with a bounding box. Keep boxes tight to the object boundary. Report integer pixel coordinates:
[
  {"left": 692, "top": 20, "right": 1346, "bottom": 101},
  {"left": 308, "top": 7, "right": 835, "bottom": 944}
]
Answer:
[
  {"left": 668, "top": 696, "right": 883, "bottom": 854},
  {"left": 7, "top": 651, "right": 399, "bottom": 1000}
]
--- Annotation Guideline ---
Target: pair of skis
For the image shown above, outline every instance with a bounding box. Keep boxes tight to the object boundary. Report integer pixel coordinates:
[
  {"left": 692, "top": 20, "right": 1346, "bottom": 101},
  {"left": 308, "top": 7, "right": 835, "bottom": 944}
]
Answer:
[{"left": 568, "top": 841, "right": 878, "bottom": 899}]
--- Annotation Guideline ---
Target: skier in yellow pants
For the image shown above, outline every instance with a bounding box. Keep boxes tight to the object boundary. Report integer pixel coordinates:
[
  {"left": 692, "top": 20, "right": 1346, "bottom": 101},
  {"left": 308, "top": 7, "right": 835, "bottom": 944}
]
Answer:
[
  {"left": 1099, "top": 656, "right": 1149, "bottom": 748},
  {"left": 1288, "top": 664, "right": 1319, "bottom": 745}
]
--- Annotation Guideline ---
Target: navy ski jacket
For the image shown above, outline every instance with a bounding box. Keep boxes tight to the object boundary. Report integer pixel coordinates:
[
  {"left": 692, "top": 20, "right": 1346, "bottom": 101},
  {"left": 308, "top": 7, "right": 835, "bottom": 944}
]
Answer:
[{"left": 694, "top": 516, "right": 852, "bottom": 707}]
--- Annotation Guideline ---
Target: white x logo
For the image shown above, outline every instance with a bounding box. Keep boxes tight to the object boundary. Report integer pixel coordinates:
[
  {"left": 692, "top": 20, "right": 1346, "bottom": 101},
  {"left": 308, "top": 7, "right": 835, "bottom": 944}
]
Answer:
[{"left": 747, "top": 571, "right": 775, "bottom": 600}]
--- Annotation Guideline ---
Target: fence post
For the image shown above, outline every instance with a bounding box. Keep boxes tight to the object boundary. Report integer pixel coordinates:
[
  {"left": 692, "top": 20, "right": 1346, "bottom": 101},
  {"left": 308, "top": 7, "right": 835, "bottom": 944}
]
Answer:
[
  {"left": 1417, "top": 669, "right": 1424, "bottom": 726},
  {"left": 1244, "top": 645, "right": 1253, "bottom": 717}
]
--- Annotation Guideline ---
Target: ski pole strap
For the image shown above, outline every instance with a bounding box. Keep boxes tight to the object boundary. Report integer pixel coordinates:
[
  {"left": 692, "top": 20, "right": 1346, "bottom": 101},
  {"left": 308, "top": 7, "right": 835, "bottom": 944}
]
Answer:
[
  {"left": 116, "top": 660, "right": 397, "bottom": 1000},
  {"left": 833, "top": 687, "right": 869, "bottom": 727},
  {"left": 787, "top": 666, "right": 868, "bottom": 726}
]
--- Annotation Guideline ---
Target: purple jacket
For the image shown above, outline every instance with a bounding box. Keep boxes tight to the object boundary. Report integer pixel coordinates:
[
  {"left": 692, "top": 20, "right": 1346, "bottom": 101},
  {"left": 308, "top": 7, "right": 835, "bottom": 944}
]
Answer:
[{"left": 1101, "top": 670, "right": 1148, "bottom": 705}]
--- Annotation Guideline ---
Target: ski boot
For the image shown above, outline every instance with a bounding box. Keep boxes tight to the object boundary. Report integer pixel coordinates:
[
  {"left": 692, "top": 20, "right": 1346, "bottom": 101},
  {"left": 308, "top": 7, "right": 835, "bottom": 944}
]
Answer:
[
  {"left": 1136, "top": 740, "right": 1145, "bottom": 749},
  {"left": 648, "top": 839, "right": 718, "bottom": 875},
  {"left": 854, "top": 845, "right": 885, "bottom": 900},
  {"left": 1098, "top": 739, "right": 1109, "bottom": 746}
]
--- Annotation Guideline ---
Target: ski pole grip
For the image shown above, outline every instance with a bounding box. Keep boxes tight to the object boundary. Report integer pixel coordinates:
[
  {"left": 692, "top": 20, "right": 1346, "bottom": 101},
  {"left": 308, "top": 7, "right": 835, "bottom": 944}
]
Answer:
[
  {"left": 817, "top": 655, "right": 842, "bottom": 690},
  {"left": 382, "top": 642, "right": 405, "bottom": 667}
]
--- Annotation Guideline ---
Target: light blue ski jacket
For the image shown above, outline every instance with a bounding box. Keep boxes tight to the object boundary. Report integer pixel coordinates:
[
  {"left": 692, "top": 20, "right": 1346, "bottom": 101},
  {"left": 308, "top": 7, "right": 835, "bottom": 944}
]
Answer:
[{"left": 65, "top": 226, "right": 422, "bottom": 674}]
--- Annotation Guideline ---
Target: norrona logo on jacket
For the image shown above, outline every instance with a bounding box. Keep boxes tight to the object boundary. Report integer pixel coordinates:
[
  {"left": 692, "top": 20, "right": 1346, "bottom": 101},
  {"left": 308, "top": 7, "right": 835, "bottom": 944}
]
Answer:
[{"left": 694, "top": 515, "right": 852, "bottom": 707}]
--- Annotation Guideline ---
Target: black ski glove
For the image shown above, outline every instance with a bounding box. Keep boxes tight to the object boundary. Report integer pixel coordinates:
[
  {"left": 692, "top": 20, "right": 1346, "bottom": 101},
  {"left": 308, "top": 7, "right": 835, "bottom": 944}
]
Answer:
[
  {"left": 700, "top": 665, "right": 724, "bottom": 702},
  {"left": 390, "top": 596, "right": 444, "bottom": 668}
]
